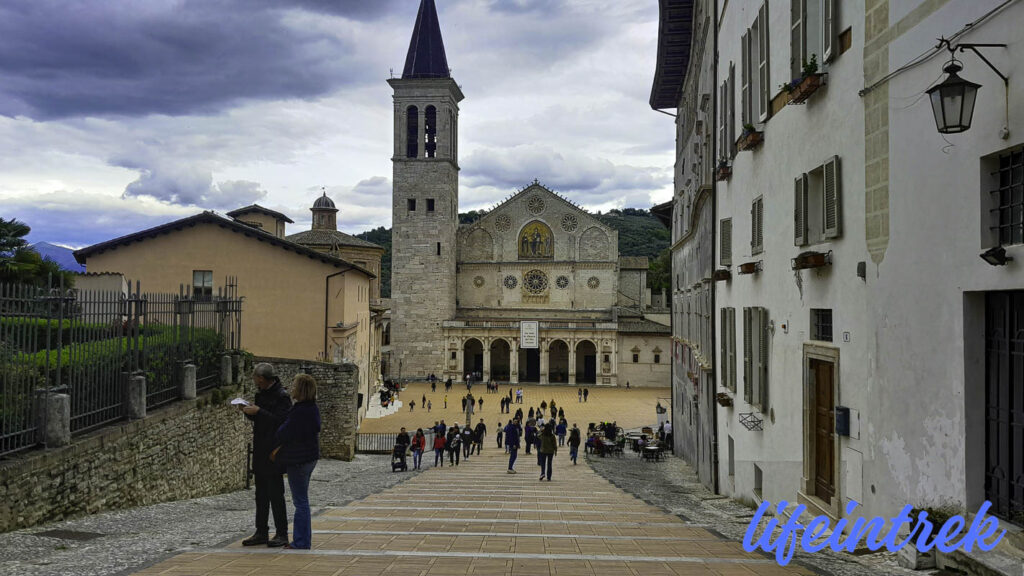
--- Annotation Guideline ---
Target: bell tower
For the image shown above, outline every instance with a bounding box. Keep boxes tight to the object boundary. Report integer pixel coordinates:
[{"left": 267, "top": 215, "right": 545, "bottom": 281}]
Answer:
[{"left": 389, "top": 0, "right": 463, "bottom": 377}]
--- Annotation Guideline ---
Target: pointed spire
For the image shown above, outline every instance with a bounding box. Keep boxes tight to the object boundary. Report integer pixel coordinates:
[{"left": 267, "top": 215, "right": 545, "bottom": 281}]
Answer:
[{"left": 402, "top": 0, "right": 450, "bottom": 79}]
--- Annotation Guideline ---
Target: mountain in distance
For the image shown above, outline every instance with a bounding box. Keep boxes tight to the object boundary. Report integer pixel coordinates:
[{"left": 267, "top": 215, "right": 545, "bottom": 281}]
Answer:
[{"left": 30, "top": 242, "right": 86, "bottom": 273}]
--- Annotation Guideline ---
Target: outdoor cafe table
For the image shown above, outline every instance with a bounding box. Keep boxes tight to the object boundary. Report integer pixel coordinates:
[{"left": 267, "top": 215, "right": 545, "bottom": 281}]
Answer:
[{"left": 643, "top": 445, "right": 661, "bottom": 462}]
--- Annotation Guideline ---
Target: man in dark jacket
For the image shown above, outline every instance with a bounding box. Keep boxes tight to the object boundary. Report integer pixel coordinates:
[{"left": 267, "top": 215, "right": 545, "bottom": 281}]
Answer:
[
  {"left": 474, "top": 419, "right": 487, "bottom": 454},
  {"left": 240, "top": 363, "right": 292, "bottom": 547},
  {"left": 504, "top": 418, "right": 521, "bottom": 473}
]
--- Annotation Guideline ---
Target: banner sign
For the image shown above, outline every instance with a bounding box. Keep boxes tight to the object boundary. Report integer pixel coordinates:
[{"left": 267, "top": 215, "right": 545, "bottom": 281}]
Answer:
[{"left": 520, "top": 321, "right": 539, "bottom": 349}]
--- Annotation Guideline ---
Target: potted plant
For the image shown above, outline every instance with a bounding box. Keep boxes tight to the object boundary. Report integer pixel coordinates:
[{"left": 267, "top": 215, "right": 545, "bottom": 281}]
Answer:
[
  {"left": 715, "top": 160, "right": 732, "bottom": 181},
  {"left": 716, "top": 392, "right": 733, "bottom": 407},
  {"left": 787, "top": 55, "right": 826, "bottom": 105},
  {"left": 736, "top": 123, "right": 763, "bottom": 151},
  {"left": 712, "top": 269, "right": 732, "bottom": 282},
  {"left": 790, "top": 251, "right": 831, "bottom": 270},
  {"left": 738, "top": 261, "right": 761, "bottom": 275}
]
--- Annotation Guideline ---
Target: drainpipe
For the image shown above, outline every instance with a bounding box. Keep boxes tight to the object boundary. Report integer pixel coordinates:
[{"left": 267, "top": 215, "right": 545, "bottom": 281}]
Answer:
[
  {"left": 324, "top": 267, "right": 353, "bottom": 360},
  {"left": 710, "top": 0, "right": 720, "bottom": 496}
]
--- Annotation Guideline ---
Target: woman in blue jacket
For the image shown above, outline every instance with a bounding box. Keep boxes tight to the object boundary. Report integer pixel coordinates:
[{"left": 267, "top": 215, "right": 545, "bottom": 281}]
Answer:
[{"left": 274, "top": 374, "right": 321, "bottom": 550}]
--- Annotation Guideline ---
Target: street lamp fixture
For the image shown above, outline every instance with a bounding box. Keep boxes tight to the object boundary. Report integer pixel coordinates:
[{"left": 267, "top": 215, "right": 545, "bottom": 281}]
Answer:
[
  {"left": 927, "top": 38, "right": 1008, "bottom": 135},
  {"left": 980, "top": 246, "right": 1013, "bottom": 266}
]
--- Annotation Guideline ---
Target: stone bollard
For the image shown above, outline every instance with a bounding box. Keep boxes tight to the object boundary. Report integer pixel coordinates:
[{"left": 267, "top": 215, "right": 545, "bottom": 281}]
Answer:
[
  {"left": 221, "top": 355, "right": 233, "bottom": 386},
  {"left": 33, "top": 390, "right": 70, "bottom": 447},
  {"left": 180, "top": 364, "right": 197, "bottom": 400},
  {"left": 125, "top": 373, "right": 146, "bottom": 420}
]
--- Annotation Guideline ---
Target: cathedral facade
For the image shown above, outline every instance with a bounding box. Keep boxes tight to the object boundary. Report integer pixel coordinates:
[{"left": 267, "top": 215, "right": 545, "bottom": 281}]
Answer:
[{"left": 389, "top": 0, "right": 669, "bottom": 387}]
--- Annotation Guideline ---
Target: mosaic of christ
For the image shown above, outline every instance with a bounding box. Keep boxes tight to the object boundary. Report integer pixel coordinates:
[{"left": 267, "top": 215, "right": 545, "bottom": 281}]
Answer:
[{"left": 518, "top": 221, "right": 553, "bottom": 259}]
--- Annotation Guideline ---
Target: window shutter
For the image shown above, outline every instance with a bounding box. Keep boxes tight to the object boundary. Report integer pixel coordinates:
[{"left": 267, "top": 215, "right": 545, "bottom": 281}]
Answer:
[
  {"left": 823, "top": 0, "right": 836, "bottom": 63},
  {"left": 794, "top": 174, "right": 808, "bottom": 246},
  {"left": 750, "top": 202, "right": 757, "bottom": 251},
  {"left": 728, "top": 63, "right": 737, "bottom": 157},
  {"left": 728, "top": 308, "right": 737, "bottom": 391},
  {"left": 719, "top": 82, "right": 727, "bottom": 160},
  {"left": 752, "top": 197, "right": 764, "bottom": 254},
  {"left": 743, "top": 307, "right": 753, "bottom": 403},
  {"left": 721, "top": 218, "right": 732, "bottom": 266},
  {"left": 741, "top": 31, "right": 750, "bottom": 127},
  {"left": 758, "top": 307, "right": 769, "bottom": 411},
  {"left": 823, "top": 155, "right": 842, "bottom": 238},
  {"left": 758, "top": 2, "right": 770, "bottom": 122},
  {"left": 791, "top": 0, "right": 805, "bottom": 80},
  {"left": 721, "top": 307, "right": 729, "bottom": 389}
]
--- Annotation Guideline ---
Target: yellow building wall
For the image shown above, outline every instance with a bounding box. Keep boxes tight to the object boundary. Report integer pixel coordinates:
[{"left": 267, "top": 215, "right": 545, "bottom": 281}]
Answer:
[
  {"left": 83, "top": 223, "right": 371, "bottom": 365},
  {"left": 617, "top": 333, "right": 671, "bottom": 388}
]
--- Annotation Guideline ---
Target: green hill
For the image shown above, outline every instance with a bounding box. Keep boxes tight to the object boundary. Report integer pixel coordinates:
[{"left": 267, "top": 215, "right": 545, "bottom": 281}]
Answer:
[{"left": 356, "top": 207, "right": 670, "bottom": 298}]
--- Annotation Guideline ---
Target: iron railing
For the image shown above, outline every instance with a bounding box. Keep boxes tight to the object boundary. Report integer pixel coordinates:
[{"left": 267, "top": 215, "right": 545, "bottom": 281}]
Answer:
[
  {"left": 356, "top": 430, "right": 437, "bottom": 454},
  {"left": 0, "top": 277, "right": 243, "bottom": 456}
]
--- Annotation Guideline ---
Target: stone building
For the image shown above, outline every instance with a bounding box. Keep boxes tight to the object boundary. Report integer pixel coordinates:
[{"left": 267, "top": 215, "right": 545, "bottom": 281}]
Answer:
[
  {"left": 389, "top": 0, "right": 670, "bottom": 386},
  {"left": 650, "top": 0, "right": 718, "bottom": 491}
]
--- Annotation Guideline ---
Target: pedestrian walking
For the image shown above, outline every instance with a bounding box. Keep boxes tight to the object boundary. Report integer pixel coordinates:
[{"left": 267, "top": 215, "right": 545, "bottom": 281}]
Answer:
[
  {"left": 461, "top": 396, "right": 467, "bottom": 412},
  {"left": 528, "top": 407, "right": 535, "bottom": 420},
  {"left": 583, "top": 388, "right": 589, "bottom": 402},
  {"left": 524, "top": 420, "right": 536, "bottom": 455},
  {"left": 422, "top": 393, "right": 427, "bottom": 407},
  {"left": 474, "top": 419, "right": 486, "bottom": 454},
  {"left": 409, "top": 400, "right": 415, "bottom": 412},
  {"left": 478, "top": 397, "right": 483, "bottom": 410},
  {"left": 538, "top": 421, "right": 556, "bottom": 481},
  {"left": 568, "top": 424, "right": 581, "bottom": 465},
  {"left": 447, "top": 425, "right": 461, "bottom": 466},
  {"left": 272, "top": 373, "right": 320, "bottom": 550},
  {"left": 411, "top": 428, "right": 426, "bottom": 470},
  {"left": 558, "top": 407, "right": 564, "bottom": 420},
  {"left": 626, "top": 381, "right": 630, "bottom": 390},
  {"left": 431, "top": 380, "right": 437, "bottom": 393},
  {"left": 427, "top": 400, "right": 432, "bottom": 412},
  {"left": 496, "top": 421, "right": 504, "bottom": 449},
  {"left": 433, "top": 430, "right": 447, "bottom": 467},
  {"left": 578, "top": 388, "right": 582, "bottom": 402},
  {"left": 504, "top": 418, "right": 521, "bottom": 473},
  {"left": 461, "top": 425, "right": 474, "bottom": 459},
  {"left": 444, "top": 395, "right": 448, "bottom": 409},
  {"left": 396, "top": 427, "right": 410, "bottom": 451},
  {"left": 239, "top": 363, "right": 292, "bottom": 548},
  {"left": 556, "top": 420, "right": 567, "bottom": 447}
]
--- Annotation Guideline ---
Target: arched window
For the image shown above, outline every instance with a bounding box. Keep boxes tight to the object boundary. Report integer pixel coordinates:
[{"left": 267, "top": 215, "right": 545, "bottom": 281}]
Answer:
[
  {"left": 406, "top": 106, "right": 418, "bottom": 158},
  {"left": 425, "top": 105, "right": 437, "bottom": 158}
]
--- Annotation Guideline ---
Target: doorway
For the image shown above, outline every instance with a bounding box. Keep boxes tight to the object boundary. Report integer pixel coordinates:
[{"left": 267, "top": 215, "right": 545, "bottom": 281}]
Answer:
[
  {"left": 810, "top": 358, "right": 836, "bottom": 505},
  {"left": 576, "top": 340, "right": 597, "bottom": 384},
  {"left": 985, "top": 291, "right": 1024, "bottom": 520},
  {"left": 463, "top": 339, "right": 483, "bottom": 379},
  {"left": 518, "top": 348, "right": 540, "bottom": 383}
]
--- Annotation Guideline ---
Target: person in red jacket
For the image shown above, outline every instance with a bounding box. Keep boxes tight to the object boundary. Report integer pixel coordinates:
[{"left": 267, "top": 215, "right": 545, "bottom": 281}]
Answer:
[
  {"left": 433, "top": 430, "right": 447, "bottom": 467},
  {"left": 411, "top": 428, "right": 426, "bottom": 470}
]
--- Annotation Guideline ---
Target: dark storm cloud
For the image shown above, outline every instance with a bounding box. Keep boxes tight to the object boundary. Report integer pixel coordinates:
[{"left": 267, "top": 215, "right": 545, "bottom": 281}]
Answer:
[{"left": 0, "top": 0, "right": 389, "bottom": 119}]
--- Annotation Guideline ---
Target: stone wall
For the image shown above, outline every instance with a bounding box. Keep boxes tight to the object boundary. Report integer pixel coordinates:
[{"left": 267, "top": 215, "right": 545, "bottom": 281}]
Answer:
[
  {"left": 0, "top": 391, "right": 248, "bottom": 534},
  {"left": 249, "top": 357, "right": 360, "bottom": 461}
]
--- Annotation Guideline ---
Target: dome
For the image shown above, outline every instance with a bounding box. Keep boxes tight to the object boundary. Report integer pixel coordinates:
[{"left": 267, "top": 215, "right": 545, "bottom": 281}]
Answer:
[{"left": 313, "top": 193, "right": 337, "bottom": 210}]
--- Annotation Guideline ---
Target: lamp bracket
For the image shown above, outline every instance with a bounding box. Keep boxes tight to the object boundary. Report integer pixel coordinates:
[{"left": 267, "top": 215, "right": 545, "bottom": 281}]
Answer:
[{"left": 937, "top": 38, "right": 1009, "bottom": 86}]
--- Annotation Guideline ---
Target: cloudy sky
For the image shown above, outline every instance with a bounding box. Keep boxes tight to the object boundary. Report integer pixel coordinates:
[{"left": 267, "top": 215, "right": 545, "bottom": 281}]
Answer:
[{"left": 0, "top": 0, "right": 675, "bottom": 248}]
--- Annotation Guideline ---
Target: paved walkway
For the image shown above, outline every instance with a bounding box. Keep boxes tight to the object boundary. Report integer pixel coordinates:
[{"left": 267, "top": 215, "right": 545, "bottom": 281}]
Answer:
[
  {"left": 358, "top": 384, "right": 669, "bottom": 433},
  {"left": 132, "top": 447, "right": 815, "bottom": 575}
]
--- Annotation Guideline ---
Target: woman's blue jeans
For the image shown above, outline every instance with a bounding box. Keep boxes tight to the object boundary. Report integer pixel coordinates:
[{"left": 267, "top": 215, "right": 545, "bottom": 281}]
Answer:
[
  {"left": 286, "top": 460, "right": 317, "bottom": 549},
  {"left": 412, "top": 448, "right": 423, "bottom": 469}
]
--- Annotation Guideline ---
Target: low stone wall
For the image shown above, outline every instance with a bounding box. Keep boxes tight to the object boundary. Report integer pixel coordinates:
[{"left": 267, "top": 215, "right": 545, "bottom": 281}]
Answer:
[
  {"left": 0, "top": 390, "right": 248, "bottom": 534},
  {"left": 249, "top": 357, "right": 359, "bottom": 461}
]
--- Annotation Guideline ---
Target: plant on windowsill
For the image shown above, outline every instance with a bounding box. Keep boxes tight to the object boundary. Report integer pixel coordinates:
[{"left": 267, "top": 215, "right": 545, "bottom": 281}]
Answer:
[
  {"left": 737, "top": 260, "right": 762, "bottom": 275},
  {"left": 790, "top": 250, "right": 832, "bottom": 271},
  {"left": 712, "top": 269, "right": 732, "bottom": 282},
  {"left": 715, "top": 160, "right": 732, "bottom": 181},
  {"left": 736, "top": 123, "right": 763, "bottom": 151},
  {"left": 784, "top": 55, "right": 826, "bottom": 105},
  {"left": 716, "top": 391, "right": 733, "bottom": 407}
]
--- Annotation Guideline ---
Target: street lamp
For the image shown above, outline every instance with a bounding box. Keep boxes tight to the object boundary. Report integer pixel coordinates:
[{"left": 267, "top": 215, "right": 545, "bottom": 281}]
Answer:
[
  {"left": 980, "top": 246, "right": 1013, "bottom": 266},
  {"left": 927, "top": 38, "right": 1008, "bottom": 135}
]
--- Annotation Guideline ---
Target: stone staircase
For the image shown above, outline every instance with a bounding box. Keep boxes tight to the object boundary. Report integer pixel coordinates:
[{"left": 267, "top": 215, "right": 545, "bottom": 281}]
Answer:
[{"left": 364, "top": 388, "right": 402, "bottom": 419}]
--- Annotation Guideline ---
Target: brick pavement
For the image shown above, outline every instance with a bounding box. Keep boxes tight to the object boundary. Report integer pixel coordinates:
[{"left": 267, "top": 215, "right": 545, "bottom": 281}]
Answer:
[
  {"left": 132, "top": 445, "right": 817, "bottom": 575},
  {"left": 358, "top": 384, "right": 670, "bottom": 433}
]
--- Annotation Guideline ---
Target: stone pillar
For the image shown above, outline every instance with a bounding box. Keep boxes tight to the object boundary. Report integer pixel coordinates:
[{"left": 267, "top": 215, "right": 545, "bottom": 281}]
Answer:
[
  {"left": 220, "top": 355, "right": 233, "bottom": 386},
  {"left": 482, "top": 339, "right": 491, "bottom": 382},
  {"left": 455, "top": 344, "right": 464, "bottom": 382},
  {"left": 125, "top": 374, "right": 146, "bottom": 420},
  {"left": 180, "top": 364, "right": 197, "bottom": 400},
  {"left": 417, "top": 108, "right": 426, "bottom": 159},
  {"left": 232, "top": 353, "right": 244, "bottom": 385},
  {"left": 510, "top": 343, "right": 519, "bottom": 384},
  {"left": 568, "top": 343, "right": 577, "bottom": 386},
  {"left": 33, "top": 391, "right": 70, "bottom": 447},
  {"left": 539, "top": 341, "right": 549, "bottom": 385}
]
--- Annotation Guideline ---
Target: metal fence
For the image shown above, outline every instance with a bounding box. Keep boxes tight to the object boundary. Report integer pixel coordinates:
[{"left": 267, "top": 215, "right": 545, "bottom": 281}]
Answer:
[
  {"left": 356, "top": 430, "right": 437, "bottom": 454},
  {"left": 0, "top": 277, "right": 243, "bottom": 456}
]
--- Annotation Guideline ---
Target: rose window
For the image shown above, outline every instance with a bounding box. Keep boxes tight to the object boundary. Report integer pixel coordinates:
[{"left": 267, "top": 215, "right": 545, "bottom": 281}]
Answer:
[
  {"left": 587, "top": 276, "right": 600, "bottom": 289},
  {"left": 495, "top": 214, "right": 512, "bottom": 232},
  {"left": 556, "top": 275, "right": 569, "bottom": 289},
  {"left": 527, "top": 195, "right": 545, "bottom": 215},
  {"left": 560, "top": 213, "right": 578, "bottom": 232},
  {"left": 503, "top": 275, "right": 518, "bottom": 289},
  {"left": 523, "top": 270, "right": 549, "bottom": 294}
]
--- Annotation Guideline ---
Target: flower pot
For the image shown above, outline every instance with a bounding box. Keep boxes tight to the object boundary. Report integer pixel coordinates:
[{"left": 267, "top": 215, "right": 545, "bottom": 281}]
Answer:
[
  {"left": 736, "top": 130, "right": 763, "bottom": 151},
  {"left": 712, "top": 269, "right": 732, "bottom": 282},
  {"left": 791, "top": 251, "right": 831, "bottom": 270},
  {"left": 738, "top": 261, "right": 761, "bottom": 275},
  {"left": 788, "top": 73, "right": 825, "bottom": 105},
  {"left": 716, "top": 392, "right": 733, "bottom": 407},
  {"left": 716, "top": 164, "right": 732, "bottom": 181}
]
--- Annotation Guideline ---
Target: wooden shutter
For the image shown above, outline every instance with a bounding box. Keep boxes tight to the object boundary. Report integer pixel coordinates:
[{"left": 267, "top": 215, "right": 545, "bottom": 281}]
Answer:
[
  {"left": 728, "top": 308, "right": 737, "bottom": 391},
  {"left": 728, "top": 63, "right": 737, "bottom": 157},
  {"left": 719, "top": 81, "right": 727, "bottom": 160},
  {"left": 721, "top": 218, "right": 732, "bottom": 266},
  {"left": 721, "top": 308, "right": 729, "bottom": 389},
  {"left": 757, "top": 1, "right": 770, "bottom": 122},
  {"left": 741, "top": 31, "right": 750, "bottom": 127},
  {"left": 794, "top": 174, "right": 808, "bottom": 246},
  {"left": 751, "top": 197, "right": 764, "bottom": 254},
  {"left": 758, "top": 307, "right": 770, "bottom": 410},
  {"left": 823, "top": 155, "right": 842, "bottom": 239},
  {"left": 743, "top": 307, "right": 753, "bottom": 403},
  {"left": 791, "top": 0, "right": 805, "bottom": 79},
  {"left": 823, "top": 0, "right": 836, "bottom": 63}
]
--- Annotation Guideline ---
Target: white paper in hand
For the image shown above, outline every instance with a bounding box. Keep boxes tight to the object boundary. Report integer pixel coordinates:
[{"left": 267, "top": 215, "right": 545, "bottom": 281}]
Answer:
[{"left": 231, "top": 398, "right": 250, "bottom": 406}]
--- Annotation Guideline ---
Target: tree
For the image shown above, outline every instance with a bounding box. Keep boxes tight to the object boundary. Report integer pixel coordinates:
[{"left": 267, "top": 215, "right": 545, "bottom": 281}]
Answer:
[
  {"left": 648, "top": 248, "right": 671, "bottom": 293},
  {"left": 0, "top": 218, "right": 75, "bottom": 287}
]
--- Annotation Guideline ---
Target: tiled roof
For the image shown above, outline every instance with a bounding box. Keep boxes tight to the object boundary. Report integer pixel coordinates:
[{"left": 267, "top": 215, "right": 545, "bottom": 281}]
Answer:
[
  {"left": 650, "top": 0, "right": 694, "bottom": 110},
  {"left": 617, "top": 318, "right": 671, "bottom": 335},
  {"left": 286, "top": 229, "right": 384, "bottom": 251},
  {"left": 225, "top": 204, "right": 294, "bottom": 224}
]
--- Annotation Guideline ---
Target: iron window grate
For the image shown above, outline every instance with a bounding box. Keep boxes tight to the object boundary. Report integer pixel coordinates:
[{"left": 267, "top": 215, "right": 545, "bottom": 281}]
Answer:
[
  {"left": 989, "top": 148, "right": 1024, "bottom": 246},
  {"left": 812, "top": 308, "right": 833, "bottom": 342}
]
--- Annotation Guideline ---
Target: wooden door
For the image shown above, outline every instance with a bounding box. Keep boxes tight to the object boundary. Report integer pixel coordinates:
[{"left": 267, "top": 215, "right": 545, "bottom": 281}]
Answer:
[{"left": 812, "top": 359, "right": 835, "bottom": 504}]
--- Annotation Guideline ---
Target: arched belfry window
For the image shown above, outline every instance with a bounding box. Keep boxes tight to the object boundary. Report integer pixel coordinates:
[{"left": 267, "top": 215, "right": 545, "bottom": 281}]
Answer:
[
  {"left": 406, "top": 106, "right": 418, "bottom": 158},
  {"left": 425, "top": 105, "right": 437, "bottom": 158}
]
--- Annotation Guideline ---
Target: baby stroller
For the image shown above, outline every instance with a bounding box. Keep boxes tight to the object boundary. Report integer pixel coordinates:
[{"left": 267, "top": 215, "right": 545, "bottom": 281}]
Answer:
[{"left": 391, "top": 444, "right": 408, "bottom": 472}]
